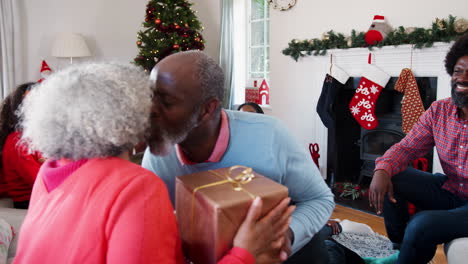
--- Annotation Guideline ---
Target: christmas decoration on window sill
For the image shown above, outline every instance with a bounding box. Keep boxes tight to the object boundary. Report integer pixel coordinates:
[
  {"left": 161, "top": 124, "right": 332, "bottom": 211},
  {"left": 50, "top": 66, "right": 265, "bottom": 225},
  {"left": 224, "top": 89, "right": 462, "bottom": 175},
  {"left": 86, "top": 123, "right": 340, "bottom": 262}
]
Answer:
[
  {"left": 333, "top": 182, "right": 368, "bottom": 200},
  {"left": 283, "top": 15, "right": 468, "bottom": 61},
  {"left": 133, "top": 0, "right": 205, "bottom": 71}
]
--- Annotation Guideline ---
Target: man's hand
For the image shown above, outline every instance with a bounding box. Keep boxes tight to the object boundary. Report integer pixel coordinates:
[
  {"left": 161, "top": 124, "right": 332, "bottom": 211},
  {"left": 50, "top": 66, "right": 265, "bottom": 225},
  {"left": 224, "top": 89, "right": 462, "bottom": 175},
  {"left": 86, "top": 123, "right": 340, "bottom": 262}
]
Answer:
[
  {"left": 233, "top": 197, "right": 295, "bottom": 263},
  {"left": 369, "top": 170, "right": 396, "bottom": 214},
  {"left": 280, "top": 228, "right": 294, "bottom": 259},
  {"left": 327, "top": 220, "right": 341, "bottom": 235}
]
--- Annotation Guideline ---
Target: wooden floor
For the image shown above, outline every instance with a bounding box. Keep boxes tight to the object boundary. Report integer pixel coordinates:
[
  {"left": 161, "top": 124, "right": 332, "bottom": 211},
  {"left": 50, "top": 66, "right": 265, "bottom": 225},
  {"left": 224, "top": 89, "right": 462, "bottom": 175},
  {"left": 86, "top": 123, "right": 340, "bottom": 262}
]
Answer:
[{"left": 331, "top": 204, "right": 447, "bottom": 264}]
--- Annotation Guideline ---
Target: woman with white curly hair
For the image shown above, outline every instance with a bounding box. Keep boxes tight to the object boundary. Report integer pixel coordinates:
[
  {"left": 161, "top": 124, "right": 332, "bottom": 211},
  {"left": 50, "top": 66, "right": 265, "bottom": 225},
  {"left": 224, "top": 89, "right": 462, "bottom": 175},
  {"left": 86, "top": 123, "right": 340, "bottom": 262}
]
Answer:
[{"left": 13, "top": 62, "right": 293, "bottom": 264}]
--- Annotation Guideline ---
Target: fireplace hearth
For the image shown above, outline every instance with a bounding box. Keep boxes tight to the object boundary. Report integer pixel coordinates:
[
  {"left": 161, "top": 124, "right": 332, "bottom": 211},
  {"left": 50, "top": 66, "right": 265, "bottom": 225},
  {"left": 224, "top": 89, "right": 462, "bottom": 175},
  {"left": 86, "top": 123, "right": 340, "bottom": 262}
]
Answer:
[
  {"left": 326, "top": 76, "right": 437, "bottom": 186},
  {"left": 358, "top": 114, "right": 405, "bottom": 183}
]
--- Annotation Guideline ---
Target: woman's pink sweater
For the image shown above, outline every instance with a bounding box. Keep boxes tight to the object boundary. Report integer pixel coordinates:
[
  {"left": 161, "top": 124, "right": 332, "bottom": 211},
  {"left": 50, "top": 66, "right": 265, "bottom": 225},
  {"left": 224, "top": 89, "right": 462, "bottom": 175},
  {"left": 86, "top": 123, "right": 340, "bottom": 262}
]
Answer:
[{"left": 13, "top": 157, "right": 254, "bottom": 264}]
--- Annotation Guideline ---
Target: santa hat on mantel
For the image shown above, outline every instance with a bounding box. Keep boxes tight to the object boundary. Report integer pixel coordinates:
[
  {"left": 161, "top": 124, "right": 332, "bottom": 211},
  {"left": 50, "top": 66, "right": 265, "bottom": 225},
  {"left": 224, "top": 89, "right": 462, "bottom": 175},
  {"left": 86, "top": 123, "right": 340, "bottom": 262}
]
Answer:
[
  {"left": 38, "top": 60, "right": 53, "bottom": 83},
  {"left": 372, "top": 15, "right": 386, "bottom": 23}
]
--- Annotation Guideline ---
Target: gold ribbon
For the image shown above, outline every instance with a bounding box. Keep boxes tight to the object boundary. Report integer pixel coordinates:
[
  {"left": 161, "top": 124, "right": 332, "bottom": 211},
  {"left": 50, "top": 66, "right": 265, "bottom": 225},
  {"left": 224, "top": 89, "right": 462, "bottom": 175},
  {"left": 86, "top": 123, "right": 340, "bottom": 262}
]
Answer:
[
  {"left": 189, "top": 166, "right": 257, "bottom": 241},
  {"left": 193, "top": 166, "right": 256, "bottom": 196}
]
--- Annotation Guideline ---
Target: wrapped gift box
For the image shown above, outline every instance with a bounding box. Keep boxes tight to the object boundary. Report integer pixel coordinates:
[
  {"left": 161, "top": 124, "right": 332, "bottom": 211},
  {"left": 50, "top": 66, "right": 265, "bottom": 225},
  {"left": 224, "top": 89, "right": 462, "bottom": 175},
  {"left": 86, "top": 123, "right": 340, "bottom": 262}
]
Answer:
[{"left": 176, "top": 166, "right": 288, "bottom": 264}]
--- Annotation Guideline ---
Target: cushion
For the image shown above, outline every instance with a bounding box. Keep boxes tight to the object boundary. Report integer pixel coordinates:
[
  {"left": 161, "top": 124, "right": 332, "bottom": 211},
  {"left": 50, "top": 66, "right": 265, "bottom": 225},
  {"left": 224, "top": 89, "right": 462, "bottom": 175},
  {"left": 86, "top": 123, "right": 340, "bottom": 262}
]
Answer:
[
  {"left": 0, "top": 199, "right": 13, "bottom": 209},
  {"left": 0, "top": 218, "right": 14, "bottom": 264},
  {"left": 332, "top": 232, "right": 398, "bottom": 258},
  {"left": 339, "top": 219, "right": 375, "bottom": 235},
  {"left": 444, "top": 238, "right": 468, "bottom": 264},
  {"left": 0, "top": 208, "right": 28, "bottom": 258}
]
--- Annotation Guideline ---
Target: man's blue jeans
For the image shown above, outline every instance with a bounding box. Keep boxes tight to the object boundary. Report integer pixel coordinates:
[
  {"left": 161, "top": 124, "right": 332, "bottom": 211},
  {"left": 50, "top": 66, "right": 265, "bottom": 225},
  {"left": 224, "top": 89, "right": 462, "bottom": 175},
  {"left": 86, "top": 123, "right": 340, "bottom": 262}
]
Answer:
[{"left": 383, "top": 168, "right": 468, "bottom": 264}]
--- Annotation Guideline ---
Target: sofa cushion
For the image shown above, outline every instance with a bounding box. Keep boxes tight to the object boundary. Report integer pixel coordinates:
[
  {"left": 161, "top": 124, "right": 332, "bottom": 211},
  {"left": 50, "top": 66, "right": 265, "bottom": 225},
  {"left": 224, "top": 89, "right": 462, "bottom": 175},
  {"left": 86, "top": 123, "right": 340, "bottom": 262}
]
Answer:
[
  {"left": 0, "top": 200, "right": 13, "bottom": 209},
  {"left": 0, "top": 208, "right": 27, "bottom": 259},
  {"left": 445, "top": 238, "right": 468, "bottom": 264},
  {"left": 0, "top": 218, "right": 14, "bottom": 264}
]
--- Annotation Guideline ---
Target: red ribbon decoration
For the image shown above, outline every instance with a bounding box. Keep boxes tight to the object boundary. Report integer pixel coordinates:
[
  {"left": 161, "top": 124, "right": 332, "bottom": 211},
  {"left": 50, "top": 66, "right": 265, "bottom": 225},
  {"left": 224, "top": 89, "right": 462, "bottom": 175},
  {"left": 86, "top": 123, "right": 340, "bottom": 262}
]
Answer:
[
  {"left": 408, "top": 157, "right": 429, "bottom": 215},
  {"left": 309, "top": 143, "right": 320, "bottom": 169}
]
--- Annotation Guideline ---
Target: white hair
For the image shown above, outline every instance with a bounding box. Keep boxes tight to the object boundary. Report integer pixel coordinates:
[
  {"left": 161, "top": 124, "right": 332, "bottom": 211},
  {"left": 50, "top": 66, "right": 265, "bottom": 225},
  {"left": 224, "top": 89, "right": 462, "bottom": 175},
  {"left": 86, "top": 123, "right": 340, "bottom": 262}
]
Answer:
[{"left": 19, "top": 62, "right": 152, "bottom": 160}]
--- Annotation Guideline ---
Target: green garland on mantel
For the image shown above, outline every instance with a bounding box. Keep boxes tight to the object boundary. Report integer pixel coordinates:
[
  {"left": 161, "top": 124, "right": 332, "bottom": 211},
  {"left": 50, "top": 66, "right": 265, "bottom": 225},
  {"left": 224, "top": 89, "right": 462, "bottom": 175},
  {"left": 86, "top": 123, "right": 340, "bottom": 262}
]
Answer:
[{"left": 283, "top": 15, "right": 468, "bottom": 61}]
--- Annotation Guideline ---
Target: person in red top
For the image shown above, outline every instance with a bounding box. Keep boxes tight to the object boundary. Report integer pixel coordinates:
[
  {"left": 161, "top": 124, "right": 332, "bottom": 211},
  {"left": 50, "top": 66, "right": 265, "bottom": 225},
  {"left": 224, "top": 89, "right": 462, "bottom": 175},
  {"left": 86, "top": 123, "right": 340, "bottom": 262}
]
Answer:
[
  {"left": 0, "top": 82, "right": 43, "bottom": 209},
  {"left": 369, "top": 33, "right": 468, "bottom": 264},
  {"left": 14, "top": 62, "right": 293, "bottom": 264}
]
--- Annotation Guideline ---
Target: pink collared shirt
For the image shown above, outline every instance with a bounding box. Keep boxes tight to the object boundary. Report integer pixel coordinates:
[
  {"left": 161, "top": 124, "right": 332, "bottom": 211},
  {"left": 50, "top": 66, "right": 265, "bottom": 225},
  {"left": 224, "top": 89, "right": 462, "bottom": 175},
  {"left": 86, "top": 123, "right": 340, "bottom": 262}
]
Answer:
[{"left": 176, "top": 110, "right": 230, "bottom": 165}]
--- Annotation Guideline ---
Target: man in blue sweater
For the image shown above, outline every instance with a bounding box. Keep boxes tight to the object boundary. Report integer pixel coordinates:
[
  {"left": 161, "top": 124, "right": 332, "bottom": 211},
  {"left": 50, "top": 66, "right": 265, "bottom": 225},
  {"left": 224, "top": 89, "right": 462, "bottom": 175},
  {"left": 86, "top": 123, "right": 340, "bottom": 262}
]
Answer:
[{"left": 142, "top": 51, "right": 335, "bottom": 263}]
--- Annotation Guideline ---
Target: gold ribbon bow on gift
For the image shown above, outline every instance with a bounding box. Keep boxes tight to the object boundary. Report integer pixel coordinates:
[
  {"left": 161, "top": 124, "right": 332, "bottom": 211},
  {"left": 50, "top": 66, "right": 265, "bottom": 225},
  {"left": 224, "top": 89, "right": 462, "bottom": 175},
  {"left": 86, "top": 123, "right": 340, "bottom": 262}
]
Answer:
[
  {"left": 193, "top": 165, "right": 256, "bottom": 197},
  {"left": 190, "top": 166, "right": 258, "bottom": 239}
]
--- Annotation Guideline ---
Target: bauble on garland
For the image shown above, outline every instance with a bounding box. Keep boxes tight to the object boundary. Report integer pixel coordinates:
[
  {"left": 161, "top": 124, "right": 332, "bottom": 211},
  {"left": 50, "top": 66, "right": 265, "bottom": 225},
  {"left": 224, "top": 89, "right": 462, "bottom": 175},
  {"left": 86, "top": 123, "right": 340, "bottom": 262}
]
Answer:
[{"left": 454, "top": 18, "right": 468, "bottom": 33}]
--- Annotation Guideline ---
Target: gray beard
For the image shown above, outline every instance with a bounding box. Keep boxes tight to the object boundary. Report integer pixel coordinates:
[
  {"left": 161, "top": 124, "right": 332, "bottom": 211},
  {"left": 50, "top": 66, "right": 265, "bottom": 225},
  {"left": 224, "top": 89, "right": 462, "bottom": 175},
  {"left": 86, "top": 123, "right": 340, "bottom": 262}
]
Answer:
[
  {"left": 148, "top": 112, "right": 200, "bottom": 156},
  {"left": 148, "top": 130, "right": 177, "bottom": 156}
]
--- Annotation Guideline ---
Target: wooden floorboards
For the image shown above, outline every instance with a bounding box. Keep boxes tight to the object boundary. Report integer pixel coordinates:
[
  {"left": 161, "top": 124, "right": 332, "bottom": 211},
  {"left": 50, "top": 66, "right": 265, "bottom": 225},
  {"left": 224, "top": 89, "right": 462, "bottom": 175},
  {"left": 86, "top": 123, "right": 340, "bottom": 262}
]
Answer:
[{"left": 331, "top": 204, "right": 447, "bottom": 264}]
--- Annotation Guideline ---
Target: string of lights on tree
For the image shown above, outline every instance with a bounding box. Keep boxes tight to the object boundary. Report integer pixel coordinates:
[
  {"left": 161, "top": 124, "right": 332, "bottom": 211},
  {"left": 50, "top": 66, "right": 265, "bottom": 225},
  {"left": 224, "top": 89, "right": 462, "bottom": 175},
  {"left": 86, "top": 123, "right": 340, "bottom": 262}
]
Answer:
[
  {"left": 283, "top": 15, "right": 468, "bottom": 61},
  {"left": 134, "top": 0, "right": 205, "bottom": 71}
]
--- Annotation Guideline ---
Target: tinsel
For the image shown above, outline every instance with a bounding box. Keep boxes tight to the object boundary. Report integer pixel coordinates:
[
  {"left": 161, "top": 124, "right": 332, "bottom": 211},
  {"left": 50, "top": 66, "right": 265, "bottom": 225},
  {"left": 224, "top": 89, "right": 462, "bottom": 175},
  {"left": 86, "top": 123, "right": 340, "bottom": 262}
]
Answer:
[{"left": 283, "top": 15, "right": 467, "bottom": 61}]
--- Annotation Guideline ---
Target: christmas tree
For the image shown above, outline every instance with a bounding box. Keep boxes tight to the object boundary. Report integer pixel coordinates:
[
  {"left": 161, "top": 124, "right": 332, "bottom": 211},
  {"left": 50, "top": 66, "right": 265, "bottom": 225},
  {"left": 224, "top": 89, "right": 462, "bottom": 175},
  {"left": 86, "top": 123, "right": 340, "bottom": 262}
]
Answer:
[{"left": 134, "top": 0, "right": 205, "bottom": 71}]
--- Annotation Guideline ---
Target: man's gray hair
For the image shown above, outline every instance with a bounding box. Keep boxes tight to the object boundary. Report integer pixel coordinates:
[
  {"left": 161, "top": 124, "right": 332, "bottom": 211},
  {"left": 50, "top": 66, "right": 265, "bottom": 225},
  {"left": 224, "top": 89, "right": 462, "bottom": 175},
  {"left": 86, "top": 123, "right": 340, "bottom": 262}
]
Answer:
[
  {"left": 184, "top": 51, "right": 225, "bottom": 106},
  {"left": 19, "top": 62, "right": 152, "bottom": 160}
]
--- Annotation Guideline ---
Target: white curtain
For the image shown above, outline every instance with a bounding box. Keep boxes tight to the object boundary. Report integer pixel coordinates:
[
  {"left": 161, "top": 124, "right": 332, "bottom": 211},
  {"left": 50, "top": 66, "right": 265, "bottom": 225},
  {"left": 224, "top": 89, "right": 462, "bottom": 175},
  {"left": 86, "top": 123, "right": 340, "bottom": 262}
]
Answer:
[
  {"left": 0, "top": 0, "right": 21, "bottom": 99},
  {"left": 219, "top": 0, "right": 234, "bottom": 109}
]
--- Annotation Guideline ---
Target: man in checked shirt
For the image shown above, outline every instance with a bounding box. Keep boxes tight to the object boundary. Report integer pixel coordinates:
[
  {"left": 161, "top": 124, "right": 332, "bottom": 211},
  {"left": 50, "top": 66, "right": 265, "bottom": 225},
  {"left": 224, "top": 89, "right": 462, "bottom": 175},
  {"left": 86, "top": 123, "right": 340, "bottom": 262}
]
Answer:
[{"left": 369, "top": 32, "right": 468, "bottom": 264}]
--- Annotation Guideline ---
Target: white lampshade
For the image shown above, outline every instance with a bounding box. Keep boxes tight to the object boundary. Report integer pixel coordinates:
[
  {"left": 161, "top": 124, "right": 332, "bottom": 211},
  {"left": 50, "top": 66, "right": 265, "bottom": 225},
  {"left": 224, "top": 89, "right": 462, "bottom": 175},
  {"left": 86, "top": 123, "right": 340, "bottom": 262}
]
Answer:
[{"left": 51, "top": 33, "right": 91, "bottom": 59}]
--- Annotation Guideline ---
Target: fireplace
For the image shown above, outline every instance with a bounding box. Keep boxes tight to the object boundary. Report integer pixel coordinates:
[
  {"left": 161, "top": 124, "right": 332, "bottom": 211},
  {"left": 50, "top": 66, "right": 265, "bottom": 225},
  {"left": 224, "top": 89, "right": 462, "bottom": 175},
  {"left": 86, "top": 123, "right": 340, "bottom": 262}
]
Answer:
[
  {"left": 326, "top": 76, "right": 437, "bottom": 185},
  {"left": 358, "top": 115, "right": 405, "bottom": 182}
]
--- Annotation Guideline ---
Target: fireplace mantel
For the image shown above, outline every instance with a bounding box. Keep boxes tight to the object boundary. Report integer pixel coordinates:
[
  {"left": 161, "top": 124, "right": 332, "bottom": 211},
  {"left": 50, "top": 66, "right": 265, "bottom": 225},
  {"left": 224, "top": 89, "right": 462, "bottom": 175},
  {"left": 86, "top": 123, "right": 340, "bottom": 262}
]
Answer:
[{"left": 311, "top": 43, "right": 452, "bottom": 178}]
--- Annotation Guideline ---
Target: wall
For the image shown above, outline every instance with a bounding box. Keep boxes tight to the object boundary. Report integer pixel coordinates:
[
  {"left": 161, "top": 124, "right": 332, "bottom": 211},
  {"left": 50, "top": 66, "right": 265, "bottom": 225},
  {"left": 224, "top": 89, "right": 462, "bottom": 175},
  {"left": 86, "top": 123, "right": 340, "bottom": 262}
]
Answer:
[
  {"left": 268, "top": 0, "right": 468, "bottom": 164},
  {"left": 190, "top": 0, "right": 221, "bottom": 60},
  {"left": 21, "top": 0, "right": 147, "bottom": 81},
  {"left": 21, "top": 0, "right": 220, "bottom": 82}
]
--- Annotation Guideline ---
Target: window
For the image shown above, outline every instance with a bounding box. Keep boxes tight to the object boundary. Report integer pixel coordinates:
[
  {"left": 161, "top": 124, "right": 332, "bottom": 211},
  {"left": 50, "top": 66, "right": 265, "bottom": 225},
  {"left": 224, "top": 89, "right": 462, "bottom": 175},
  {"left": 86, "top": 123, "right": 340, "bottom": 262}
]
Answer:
[
  {"left": 248, "top": 0, "right": 270, "bottom": 81},
  {"left": 232, "top": 0, "right": 270, "bottom": 106}
]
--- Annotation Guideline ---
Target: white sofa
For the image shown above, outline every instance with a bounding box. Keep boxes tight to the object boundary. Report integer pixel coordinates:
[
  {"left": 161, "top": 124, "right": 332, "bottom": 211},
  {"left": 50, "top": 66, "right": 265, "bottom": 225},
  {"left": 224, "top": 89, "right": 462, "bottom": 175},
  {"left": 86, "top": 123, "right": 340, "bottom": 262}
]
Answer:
[
  {"left": 0, "top": 198, "right": 27, "bottom": 264},
  {"left": 445, "top": 238, "right": 468, "bottom": 264}
]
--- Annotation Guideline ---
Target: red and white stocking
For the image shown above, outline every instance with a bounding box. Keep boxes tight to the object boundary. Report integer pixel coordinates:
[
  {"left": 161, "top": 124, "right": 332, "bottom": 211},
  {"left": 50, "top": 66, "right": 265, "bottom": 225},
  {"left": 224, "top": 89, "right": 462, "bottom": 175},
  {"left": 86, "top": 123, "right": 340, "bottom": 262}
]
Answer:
[{"left": 349, "top": 64, "right": 390, "bottom": 130}]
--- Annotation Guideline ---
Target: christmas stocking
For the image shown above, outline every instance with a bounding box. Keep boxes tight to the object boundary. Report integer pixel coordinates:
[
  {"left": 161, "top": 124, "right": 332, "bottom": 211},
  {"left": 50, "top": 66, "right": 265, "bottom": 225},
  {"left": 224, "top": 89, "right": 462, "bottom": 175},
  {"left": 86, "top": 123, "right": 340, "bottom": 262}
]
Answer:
[
  {"left": 349, "top": 64, "right": 390, "bottom": 130},
  {"left": 394, "top": 68, "right": 425, "bottom": 134},
  {"left": 316, "top": 65, "right": 350, "bottom": 129}
]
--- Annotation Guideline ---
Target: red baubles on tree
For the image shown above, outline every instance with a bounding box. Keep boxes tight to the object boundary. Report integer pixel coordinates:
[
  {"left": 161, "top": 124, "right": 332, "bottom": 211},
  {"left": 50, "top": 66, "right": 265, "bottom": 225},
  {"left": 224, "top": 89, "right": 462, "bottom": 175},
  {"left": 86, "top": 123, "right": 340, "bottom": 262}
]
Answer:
[
  {"left": 365, "top": 15, "right": 392, "bottom": 45},
  {"left": 134, "top": 0, "right": 205, "bottom": 71},
  {"left": 349, "top": 64, "right": 390, "bottom": 130}
]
